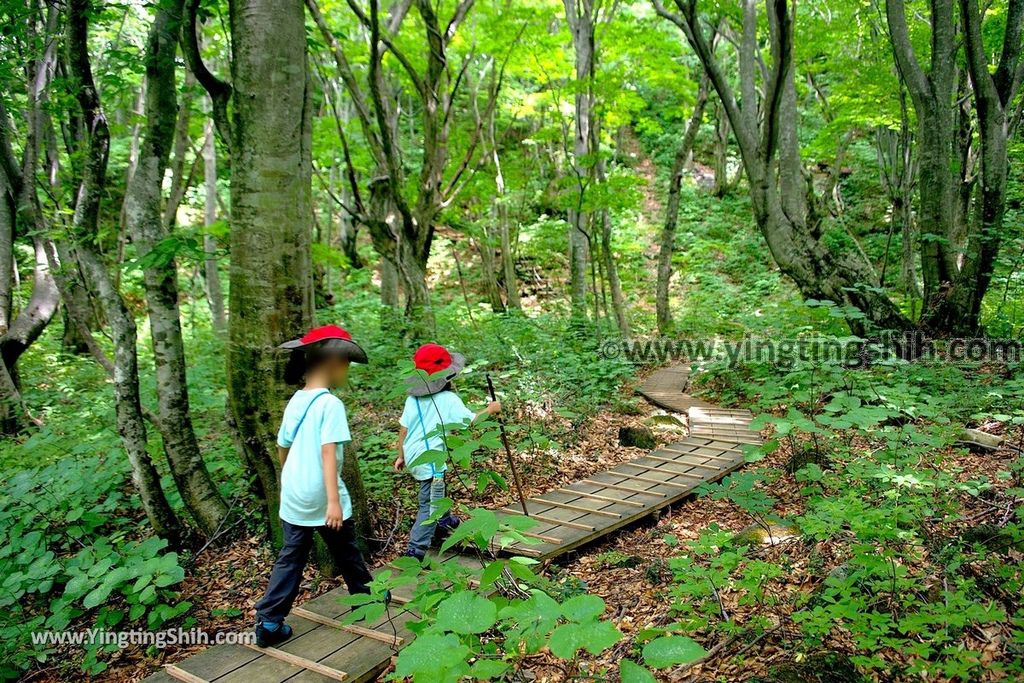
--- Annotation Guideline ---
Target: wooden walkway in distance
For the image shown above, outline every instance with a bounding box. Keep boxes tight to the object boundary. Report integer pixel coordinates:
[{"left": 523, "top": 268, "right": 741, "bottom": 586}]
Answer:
[{"left": 148, "top": 364, "right": 759, "bottom": 683}]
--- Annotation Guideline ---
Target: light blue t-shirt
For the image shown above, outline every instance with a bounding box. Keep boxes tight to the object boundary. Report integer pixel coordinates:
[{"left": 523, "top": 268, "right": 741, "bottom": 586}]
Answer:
[
  {"left": 277, "top": 389, "right": 353, "bottom": 526},
  {"left": 400, "top": 391, "right": 476, "bottom": 481}
]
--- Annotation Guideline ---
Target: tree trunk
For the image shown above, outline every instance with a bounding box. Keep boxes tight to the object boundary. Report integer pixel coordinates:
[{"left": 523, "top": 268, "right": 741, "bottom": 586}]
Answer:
[
  {"left": 657, "top": 76, "right": 708, "bottom": 334},
  {"left": 64, "top": 0, "right": 182, "bottom": 543},
  {"left": 228, "top": 0, "right": 315, "bottom": 547},
  {"left": 926, "top": 0, "right": 1024, "bottom": 334},
  {"left": 885, "top": 0, "right": 965, "bottom": 330},
  {"left": 498, "top": 204, "right": 521, "bottom": 311},
  {"left": 0, "top": 239, "right": 58, "bottom": 383},
  {"left": 564, "top": 0, "right": 595, "bottom": 321},
  {"left": 477, "top": 226, "right": 506, "bottom": 312},
  {"left": 202, "top": 118, "right": 227, "bottom": 333},
  {"left": 0, "top": 165, "right": 13, "bottom": 336},
  {"left": 712, "top": 100, "right": 731, "bottom": 197},
  {"left": 486, "top": 100, "right": 520, "bottom": 311},
  {"left": 126, "top": 0, "right": 228, "bottom": 536}
]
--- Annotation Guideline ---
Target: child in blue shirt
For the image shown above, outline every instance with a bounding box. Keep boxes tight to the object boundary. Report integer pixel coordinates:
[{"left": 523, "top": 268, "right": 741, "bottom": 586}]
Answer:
[
  {"left": 392, "top": 343, "right": 500, "bottom": 560},
  {"left": 253, "top": 325, "right": 374, "bottom": 647}
]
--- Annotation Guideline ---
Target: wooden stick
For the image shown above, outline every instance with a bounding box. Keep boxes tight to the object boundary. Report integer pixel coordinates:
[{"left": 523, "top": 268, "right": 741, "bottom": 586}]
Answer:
[
  {"left": 243, "top": 644, "right": 348, "bottom": 680},
  {"left": 558, "top": 487, "right": 645, "bottom": 507},
  {"left": 622, "top": 462, "right": 703, "bottom": 479},
  {"left": 646, "top": 454, "right": 721, "bottom": 471},
  {"left": 581, "top": 479, "right": 667, "bottom": 497},
  {"left": 500, "top": 508, "right": 596, "bottom": 531},
  {"left": 494, "top": 543, "right": 543, "bottom": 557},
  {"left": 291, "top": 607, "right": 403, "bottom": 646},
  {"left": 605, "top": 471, "right": 693, "bottom": 489},
  {"left": 488, "top": 374, "right": 529, "bottom": 516},
  {"left": 532, "top": 497, "right": 621, "bottom": 518},
  {"left": 165, "top": 665, "right": 208, "bottom": 683},
  {"left": 518, "top": 529, "right": 563, "bottom": 544}
]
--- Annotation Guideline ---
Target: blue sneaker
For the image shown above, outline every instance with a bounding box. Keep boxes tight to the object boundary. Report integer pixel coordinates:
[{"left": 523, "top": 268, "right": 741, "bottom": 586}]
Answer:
[{"left": 255, "top": 621, "right": 293, "bottom": 648}]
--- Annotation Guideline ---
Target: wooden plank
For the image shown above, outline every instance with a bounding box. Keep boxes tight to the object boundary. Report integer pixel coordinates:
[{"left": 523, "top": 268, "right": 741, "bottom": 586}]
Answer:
[
  {"left": 164, "top": 665, "right": 208, "bottom": 683},
  {"left": 621, "top": 462, "right": 703, "bottom": 479},
  {"left": 518, "top": 529, "right": 564, "bottom": 544},
  {"left": 158, "top": 642, "right": 264, "bottom": 680},
  {"left": 558, "top": 487, "right": 645, "bottom": 507},
  {"left": 661, "top": 445, "right": 742, "bottom": 460},
  {"left": 242, "top": 643, "right": 348, "bottom": 681},
  {"left": 645, "top": 454, "right": 722, "bottom": 471},
  {"left": 581, "top": 479, "right": 667, "bottom": 497},
  {"left": 603, "top": 471, "right": 692, "bottom": 489},
  {"left": 291, "top": 607, "right": 404, "bottom": 647},
  {"left": 532, "top": 497, "right": 622, "bottom": 518},
  {"left": 500, "top": 508, "right": 596, "bottom": 531}
]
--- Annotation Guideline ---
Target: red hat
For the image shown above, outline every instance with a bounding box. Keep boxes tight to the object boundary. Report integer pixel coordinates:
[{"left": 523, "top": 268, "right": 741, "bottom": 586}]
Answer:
[
  {"left": 279, "top": 324, "right": 368, "bottom": 364},
  {"left": 406, "top": 343, "right": 465, "bottom": 396}
]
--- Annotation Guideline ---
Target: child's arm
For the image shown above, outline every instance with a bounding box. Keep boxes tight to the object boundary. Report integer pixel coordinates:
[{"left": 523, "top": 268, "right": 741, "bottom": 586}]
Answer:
[
  {"left": 393, "top": 426, "right": 408, "bottom": 472},
  {"left": 278, "top": 445, "right": 290, "bottom": 466},
  {"left": 322, "top": 443, "right": 343, "bottom": 530},
  {"left": 472, "top": 401, "right": 502, "bottom": 422}
]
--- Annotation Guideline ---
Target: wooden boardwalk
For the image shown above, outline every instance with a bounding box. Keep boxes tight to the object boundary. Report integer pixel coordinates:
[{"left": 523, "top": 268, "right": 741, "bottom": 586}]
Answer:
[{"left": 148, "top": 364, "right": 759, "bottom": 683}]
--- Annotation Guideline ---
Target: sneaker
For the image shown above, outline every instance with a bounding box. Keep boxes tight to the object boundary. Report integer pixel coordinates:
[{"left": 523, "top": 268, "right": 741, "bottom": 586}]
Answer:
[
  {"left": 437, "top": 513, "right": 461, "bottom": 532},
  {"left": 433, "top": 513, "right": 462, "bottom": 546},
  {"left": 403, "top": 549, "right": 425, "bottom": 562},
  {"left": 255, "top": 621, "right": 293, "bottom": 648}
]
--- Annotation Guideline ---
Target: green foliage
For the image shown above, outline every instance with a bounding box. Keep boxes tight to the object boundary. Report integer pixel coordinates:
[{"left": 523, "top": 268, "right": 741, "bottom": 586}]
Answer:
[
  {"left": 674, "top": 345, "right": 1024, "bottom": 679},
  {"left": 0, "top": 457, "right": 189, "bottom": 679}
]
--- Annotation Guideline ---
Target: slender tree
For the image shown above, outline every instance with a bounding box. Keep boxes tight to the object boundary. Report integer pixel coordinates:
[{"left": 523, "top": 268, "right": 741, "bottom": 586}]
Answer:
[
  {"left": 201, "top": 117, "right": 227, "bottom": 333},
  {"left": 61, "top": 0, "right": 182, "bottom": 542},
  {"left": 124, "top": 0, "right": 228, "bottom": 535},
  {"left": 656, "top": 73, "right": 709, "bottom": 334}
]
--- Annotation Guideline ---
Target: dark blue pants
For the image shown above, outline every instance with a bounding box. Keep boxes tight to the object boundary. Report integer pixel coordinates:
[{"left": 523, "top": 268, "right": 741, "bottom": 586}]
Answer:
[{"left": 254, "top": 519, "right": 372, "bottom": 624}]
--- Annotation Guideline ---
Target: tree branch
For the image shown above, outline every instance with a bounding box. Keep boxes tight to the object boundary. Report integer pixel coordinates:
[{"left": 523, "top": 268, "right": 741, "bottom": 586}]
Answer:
[
  {"left": 884, "top": 0, "right": 932, "bottom": 103},
  {"left": 181, "top": 0, "right": 232, "bottom": 152}
]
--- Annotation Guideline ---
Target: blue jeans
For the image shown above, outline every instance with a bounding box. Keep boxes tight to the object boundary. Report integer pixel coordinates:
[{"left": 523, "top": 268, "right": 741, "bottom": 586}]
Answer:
[
  {"left": 406, "top": 477, "right": 445, "bottom": 557},
  {"left": 255, "top": 519, "right": 372, "bottom": 624}
]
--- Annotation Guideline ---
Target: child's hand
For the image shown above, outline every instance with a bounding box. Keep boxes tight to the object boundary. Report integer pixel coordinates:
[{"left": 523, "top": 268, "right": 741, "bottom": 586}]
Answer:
[
  {"left": 393, "top": 455, "right": 405, "bottom": 473},
  {"left": 486, "top": 401, "right": 502, "bottom": 415},
  {"left": 325, "top": 501, "right": 343, "bottom": 530}
]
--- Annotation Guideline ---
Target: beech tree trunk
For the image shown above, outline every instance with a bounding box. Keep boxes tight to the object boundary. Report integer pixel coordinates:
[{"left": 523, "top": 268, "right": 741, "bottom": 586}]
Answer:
[
  {"left": 884, "top": 0, "right": 1006, "bottom": 334},
  {"left": 657, "top": 76, "right": 708, "bottom": 334},
  {"left": 202, "top": 118, "right": 227, "bottom": 333},
  {"left": 564, "top": 0, "right": 596, "bottom": 320},
  {"left": 929, "top": 0, "right": 1024, "bottom": 334},
  {"left": 64, "top": 0, "right": 182, "bottom": 543},
  {"left": 226, "top": 0, "right": 315, "bottom": 546},
  {"left": 126, "top": 0, "right": 228, "bottom": 536},
  {"left": 0, "top": 166, "right": 13, "bottom": 336}
]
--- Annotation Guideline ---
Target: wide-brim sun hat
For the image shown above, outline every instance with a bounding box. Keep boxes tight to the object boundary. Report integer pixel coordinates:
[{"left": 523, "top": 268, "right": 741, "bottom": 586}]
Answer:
[
  {"left": 405, "top": 343, "right": 465, "bottom": 396},
  {"left": 279, "top": 324, "right": 368, "bottom": 364}
]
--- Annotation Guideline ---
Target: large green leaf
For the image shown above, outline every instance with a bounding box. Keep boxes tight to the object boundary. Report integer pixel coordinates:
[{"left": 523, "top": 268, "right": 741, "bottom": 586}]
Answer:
[
  {"left": 620, "top": 659, "right": 657, "bottom": 683},
  {"left": 642, "top": 636, "right": 707, "bottom": 668},
  {"left": 435, "top": 591, "right": 497, "bottom": 634}
]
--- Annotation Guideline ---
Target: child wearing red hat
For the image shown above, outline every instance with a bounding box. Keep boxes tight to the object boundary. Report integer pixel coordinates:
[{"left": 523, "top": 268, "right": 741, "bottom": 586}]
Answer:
[
  {"left": 253, "top": 325, "right": 376, "bottom": 647},
  {"left": 392, "top": 343, "right": 501, "bottom": 560}
]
